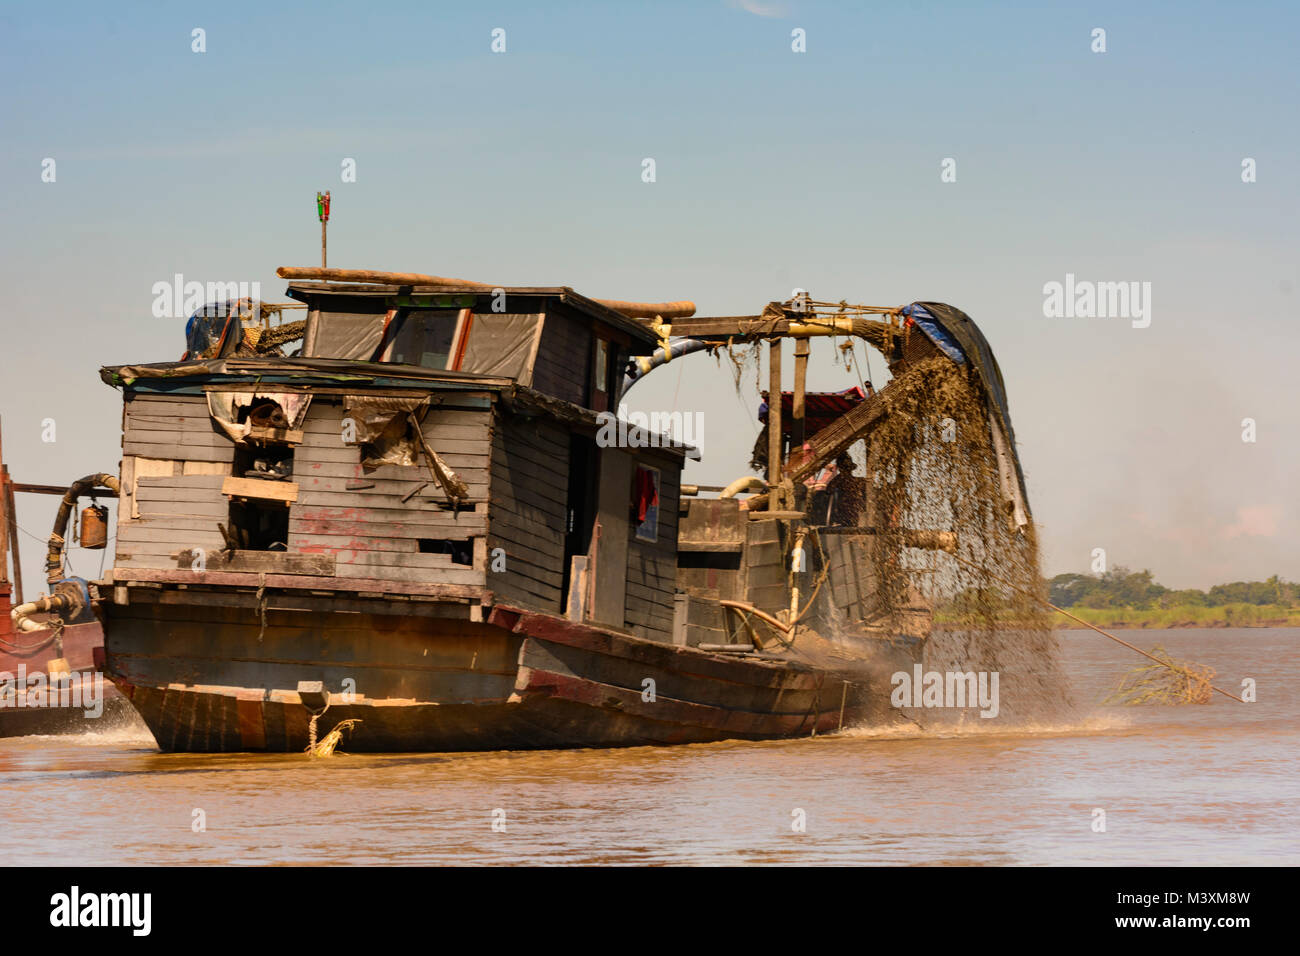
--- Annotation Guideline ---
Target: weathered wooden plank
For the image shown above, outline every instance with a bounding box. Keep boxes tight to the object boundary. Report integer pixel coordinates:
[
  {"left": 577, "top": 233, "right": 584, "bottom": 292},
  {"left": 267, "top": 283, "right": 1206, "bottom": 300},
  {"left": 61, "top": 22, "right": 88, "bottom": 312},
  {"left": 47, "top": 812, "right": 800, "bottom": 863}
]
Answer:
[
  {"left": 627, "top": 580, "right": 675, "bottom": 610},
  {"left": 489, "top": 476, "right": 567, "bottom": 512},
  {"left": 300, "top": 406, "right": 492, "bottom": 425},
  {"left": 133, "top": 502, "right": 230, "bottom": 520},
  {"left": 625, "top": 594, "right": 675, "bottom": 621},
  {"left": 115, "top": 554, "right": 194, "bottom": 569},
  {"left": 123, "top": 441, "right": 231, "bottom": 463},
  {"left": 488, "top": 505, "right": 565, "bottom": 536},
  {"left": 490, "top": 462, "right": 568, "bottom": 502},
  {"left": 246, "top": 425, "right": 305, "bottom": 444},
  {"left": 677, "top": 540, "right": 743, "bottom": 553},
  {"left": 223, "top": 477, "right": 299, "bottom": 503},
  {"left": 295, "top": 460, "right": 440, "bottom": 481},
  {"left": 296, "top": 489, "right": 482, "bottom": 510},
  {"left": 127, "top": 414, "right": 226, "bottom": 431},
  {"left": 625, "top": 610, "right": 674, "bottom": 639},
  {"left": 136, "top": 495, "right": 229, "bottom": 515},
  {"left": 288, "top": 534, "right": 417, "bottom": 554},
  {"left": 299, "top": 424, "right": 491, "bottom": 451},
  {"left": 486, "top": 529, "right": 564, "bottom": 566},
  {"left": 122, "top": 427, "right": 231, "bottom": 448},
  {"left": 321, "top": 549, "right": 477, "bottom": 569},
  {"left": 108, "top": 566, "right": 489, "bottom": 600},
  {"left": 492, "top": 435, "right": 570, "bottom": 473},
  {"left": 301, "top": 411, "right": 490, "bottom": 433},
  {"left": 295, "top": 474, "right": 486, "bottom": 500},
  {"left": 491, "top": 575, "right": 561, "bottom": 612},
  {"left": 173, "top": 549, "right": 337, "bottom": 576},
  {"left": 123, "top": 397, "right": 208, "bottom": 418},
  {"left": 289, "top": 517, "right": 485, "bottom": 540},
  {"left": 136, "top": 474, "right": 228, "bottom": 489},
  {"left": 294, "top": 444, "right": 490, "bottom": 465},
  {"left": 118, "top": 526, "right": 227, "bottom": 545},
  {"left": 290, "top": 504, "right": 485, "bottom": 527},
  {"left": 338, "top": 558, "right": 485, "bottom": 587},
  {"left": 483, "top": 549, "right": 563, "bottom": 587},
  {"left": 498, "top": 417, "right": 568, "bottom": 454},
  {"left": 301, "top": 463, "right": 491, "bottom": 492}
]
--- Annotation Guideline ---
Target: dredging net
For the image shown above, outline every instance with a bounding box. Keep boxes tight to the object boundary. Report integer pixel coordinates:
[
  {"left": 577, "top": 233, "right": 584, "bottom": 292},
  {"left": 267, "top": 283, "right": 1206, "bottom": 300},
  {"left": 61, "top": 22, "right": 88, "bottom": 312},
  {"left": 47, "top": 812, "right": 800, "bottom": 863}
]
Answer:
[{"left": 848, "top": 356, "right": 1075, "bottom": 723}]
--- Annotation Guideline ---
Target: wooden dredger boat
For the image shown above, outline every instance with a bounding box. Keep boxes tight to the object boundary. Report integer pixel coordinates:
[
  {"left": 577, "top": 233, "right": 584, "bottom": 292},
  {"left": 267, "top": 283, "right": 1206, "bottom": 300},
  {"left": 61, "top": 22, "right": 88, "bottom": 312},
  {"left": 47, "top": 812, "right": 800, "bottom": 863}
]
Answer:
[
  {"left": 1, "top": 421, "right": 129, "bottom": 737},
  {"left": 82, "top": 268, "right": 1029, "bottom": 752}
]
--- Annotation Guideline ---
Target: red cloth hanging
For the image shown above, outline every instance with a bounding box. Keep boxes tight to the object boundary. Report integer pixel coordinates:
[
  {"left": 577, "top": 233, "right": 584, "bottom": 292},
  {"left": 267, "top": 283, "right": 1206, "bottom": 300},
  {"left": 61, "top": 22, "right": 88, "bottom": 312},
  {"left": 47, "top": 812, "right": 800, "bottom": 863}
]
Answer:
[{"left": 634, "top": 467, "right": 659, "bottom": 522}]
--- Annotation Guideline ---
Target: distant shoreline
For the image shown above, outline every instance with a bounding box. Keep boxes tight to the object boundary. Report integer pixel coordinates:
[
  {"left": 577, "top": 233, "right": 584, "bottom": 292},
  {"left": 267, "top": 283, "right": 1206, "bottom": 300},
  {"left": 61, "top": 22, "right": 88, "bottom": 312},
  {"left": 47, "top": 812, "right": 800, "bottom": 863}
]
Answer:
[{"left": 1052, "top": 603, "right": 1300, "bottom": 630}]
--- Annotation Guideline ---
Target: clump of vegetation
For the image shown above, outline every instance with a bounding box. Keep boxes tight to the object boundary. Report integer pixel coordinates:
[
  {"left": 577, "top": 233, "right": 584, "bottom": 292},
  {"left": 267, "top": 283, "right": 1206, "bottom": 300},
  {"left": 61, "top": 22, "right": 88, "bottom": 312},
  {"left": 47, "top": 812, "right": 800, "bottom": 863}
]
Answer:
[
  {"left": 309, "top": 719, "right": 362, "bottom": 757},
  {"left": 1102, "top": 645, "right": 1215, "bottom": 706}
]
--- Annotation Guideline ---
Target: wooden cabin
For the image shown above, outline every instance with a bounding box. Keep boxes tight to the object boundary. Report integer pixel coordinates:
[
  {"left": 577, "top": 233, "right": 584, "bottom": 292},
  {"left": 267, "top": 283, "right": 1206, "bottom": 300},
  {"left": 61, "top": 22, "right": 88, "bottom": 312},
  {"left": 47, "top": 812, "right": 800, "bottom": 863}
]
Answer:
[{"left": 107, "top": 283, "right": 690, "bottom": 644}]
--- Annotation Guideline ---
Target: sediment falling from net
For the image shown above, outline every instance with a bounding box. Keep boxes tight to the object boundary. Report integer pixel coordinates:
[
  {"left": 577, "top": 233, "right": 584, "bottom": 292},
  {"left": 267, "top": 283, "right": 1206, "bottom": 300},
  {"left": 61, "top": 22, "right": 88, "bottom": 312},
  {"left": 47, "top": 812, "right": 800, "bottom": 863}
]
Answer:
[{"left": 860, "top": 356, "right": 1073, "bottom": 723}]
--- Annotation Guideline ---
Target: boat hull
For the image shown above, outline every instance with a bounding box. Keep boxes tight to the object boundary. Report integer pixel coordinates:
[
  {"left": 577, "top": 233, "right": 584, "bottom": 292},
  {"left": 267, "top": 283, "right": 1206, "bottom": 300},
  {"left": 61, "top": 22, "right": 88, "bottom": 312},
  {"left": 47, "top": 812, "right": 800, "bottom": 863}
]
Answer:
[
  {"left": 0, "top": 620, "right": 130, "bottom": 738},
  {"left": 101, "top": 593, "right": 899, "bottom": 753}
]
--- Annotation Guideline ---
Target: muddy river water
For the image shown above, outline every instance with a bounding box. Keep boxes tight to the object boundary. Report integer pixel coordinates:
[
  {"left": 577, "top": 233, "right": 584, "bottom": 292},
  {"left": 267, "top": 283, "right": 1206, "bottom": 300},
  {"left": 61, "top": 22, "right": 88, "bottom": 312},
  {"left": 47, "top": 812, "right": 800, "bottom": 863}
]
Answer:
[{"left": 0, "top": 628, "right": 1294, "bottom": 865}]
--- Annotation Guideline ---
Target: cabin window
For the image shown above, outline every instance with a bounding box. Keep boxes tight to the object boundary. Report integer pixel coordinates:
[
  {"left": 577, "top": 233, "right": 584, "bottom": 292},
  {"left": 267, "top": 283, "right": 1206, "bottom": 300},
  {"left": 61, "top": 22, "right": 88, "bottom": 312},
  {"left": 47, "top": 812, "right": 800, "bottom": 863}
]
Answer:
[
  {"left": 590, "top": 335, "right": 613, "bottom": 411},
  {"left": 457, "top": 313, "right": 543, "bottom": 382},
  {"left": 594, "top": 339, "right": 608, "bottom": 394},
  {"left": 304, "top": 310, "right": 387, "bottom": 360},
  {"left": 632, "top": 465, "right": 660, "bottom": 543},
  {"left": 418, "top": 538, "right": 473, "bottom": 566},
  {"left": 380, "top": 309, "right": 463, "bottom": 369},
  {"left": 225, "top": 438, "right": 295, "bottom": 551}
]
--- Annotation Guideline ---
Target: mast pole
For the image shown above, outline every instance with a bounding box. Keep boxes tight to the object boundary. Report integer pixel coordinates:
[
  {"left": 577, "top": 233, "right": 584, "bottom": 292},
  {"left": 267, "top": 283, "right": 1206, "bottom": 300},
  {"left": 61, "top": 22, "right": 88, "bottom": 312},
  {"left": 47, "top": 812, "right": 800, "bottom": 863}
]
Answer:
[
  {"left": 0, "top": 416, "right": 18, "bottom": 606},
  {"left": 0, "top": 415, "right": 8, "bottom": 597},
  {"left": 316, "top": 191, "right": 331, "bottom": 268}
]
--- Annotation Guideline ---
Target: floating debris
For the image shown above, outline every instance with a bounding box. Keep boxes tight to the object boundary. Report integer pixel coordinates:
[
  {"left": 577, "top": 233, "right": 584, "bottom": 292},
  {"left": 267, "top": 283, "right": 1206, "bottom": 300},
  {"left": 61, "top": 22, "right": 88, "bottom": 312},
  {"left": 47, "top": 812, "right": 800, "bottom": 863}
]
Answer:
[{"left": 1102, "top": 646, "right": 1215, "bottom": 706}]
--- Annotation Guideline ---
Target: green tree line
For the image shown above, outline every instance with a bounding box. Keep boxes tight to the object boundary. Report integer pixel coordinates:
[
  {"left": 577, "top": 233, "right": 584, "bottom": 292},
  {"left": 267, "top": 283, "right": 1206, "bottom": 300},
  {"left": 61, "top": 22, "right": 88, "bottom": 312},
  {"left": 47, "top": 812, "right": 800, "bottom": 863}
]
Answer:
[{"left": 1047, "top": 567, "right": 1299, "bottom": 610}]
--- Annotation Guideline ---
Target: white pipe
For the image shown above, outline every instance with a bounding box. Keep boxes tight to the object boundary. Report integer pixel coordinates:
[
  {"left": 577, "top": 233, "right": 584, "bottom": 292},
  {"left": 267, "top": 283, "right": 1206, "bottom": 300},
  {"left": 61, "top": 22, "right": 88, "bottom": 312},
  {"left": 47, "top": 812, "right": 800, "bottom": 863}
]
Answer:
[
  {"left": 719, "top": 476, "right": 767, "bottom": 499},
  {"left": 10, "top": 596, "right": 57, "bottom": 633}
]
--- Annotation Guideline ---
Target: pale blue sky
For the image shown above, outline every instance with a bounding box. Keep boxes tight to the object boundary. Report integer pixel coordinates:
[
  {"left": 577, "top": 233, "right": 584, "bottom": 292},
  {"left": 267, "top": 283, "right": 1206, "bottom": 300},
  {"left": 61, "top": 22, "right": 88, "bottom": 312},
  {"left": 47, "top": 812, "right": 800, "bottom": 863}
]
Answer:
[{"left": 2, "top": 0, "right": 1297, "bottom": 591}]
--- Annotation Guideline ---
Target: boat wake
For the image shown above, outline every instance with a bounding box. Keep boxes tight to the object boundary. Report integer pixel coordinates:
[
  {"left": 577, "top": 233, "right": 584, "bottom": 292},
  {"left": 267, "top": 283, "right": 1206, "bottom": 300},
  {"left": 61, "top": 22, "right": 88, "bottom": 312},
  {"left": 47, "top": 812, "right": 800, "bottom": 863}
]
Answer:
[
  {"left": 836, "top": 710, "right": 1132, "bottom": 740},
  {"left": 12, "top": 721, "right": 157, "bottom": 748}
]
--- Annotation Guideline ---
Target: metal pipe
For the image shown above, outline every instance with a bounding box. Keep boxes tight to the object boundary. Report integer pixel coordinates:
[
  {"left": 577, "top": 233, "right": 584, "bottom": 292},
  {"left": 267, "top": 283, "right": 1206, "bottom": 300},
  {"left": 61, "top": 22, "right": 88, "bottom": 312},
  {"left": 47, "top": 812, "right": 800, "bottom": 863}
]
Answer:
[{"left": 45, "top": 474, "right": 120, "bottom": 585}]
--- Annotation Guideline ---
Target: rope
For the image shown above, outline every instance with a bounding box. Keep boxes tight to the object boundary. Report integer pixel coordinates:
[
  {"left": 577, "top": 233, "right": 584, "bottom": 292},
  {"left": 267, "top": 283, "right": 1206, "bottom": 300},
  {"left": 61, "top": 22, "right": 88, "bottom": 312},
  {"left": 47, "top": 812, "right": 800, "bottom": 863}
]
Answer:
[
  {"left": 255, "top": 574, "right": 267, "bottom": 643},
  {"left": 306, "top": 700, "right": 328, "bottom": 753},
  {"left": 0, "top": 619, "right": 63, "bottom": 656},
  {"left": 948, "top": 552, "right": 1246, "bottom": 704}
]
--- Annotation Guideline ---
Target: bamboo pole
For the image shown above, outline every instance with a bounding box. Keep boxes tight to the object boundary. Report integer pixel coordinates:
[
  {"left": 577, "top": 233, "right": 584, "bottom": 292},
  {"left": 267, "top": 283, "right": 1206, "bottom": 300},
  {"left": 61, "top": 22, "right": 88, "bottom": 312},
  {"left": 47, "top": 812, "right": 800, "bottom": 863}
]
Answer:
[
  {"left": 0, "top": 416, "right": 8, "bottom": 593},
  {"left": 276, "top": 267, "right": 696, "bottom": 320},
  {"left": 767, "top": 339, "right": 782, "bottom": 510},
  {"left": 4, "top": 470, "right": 21, "bottom": 605}
]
